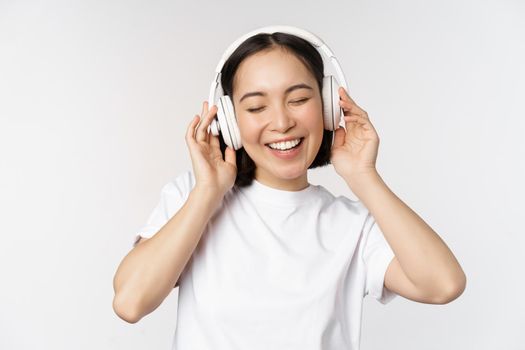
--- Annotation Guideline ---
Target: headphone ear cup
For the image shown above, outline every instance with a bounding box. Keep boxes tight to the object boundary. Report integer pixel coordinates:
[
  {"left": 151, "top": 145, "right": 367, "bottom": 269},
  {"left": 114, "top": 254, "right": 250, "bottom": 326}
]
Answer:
[
  {"left": 321, "top": 75, "right": 342, "bottom": 131},
  {"left": 217, "top": 95, "right": 243, "bottom": 150}
]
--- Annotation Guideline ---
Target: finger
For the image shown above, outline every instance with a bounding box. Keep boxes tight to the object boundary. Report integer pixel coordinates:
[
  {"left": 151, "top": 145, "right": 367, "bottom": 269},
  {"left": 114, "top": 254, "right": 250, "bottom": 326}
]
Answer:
[
  {"left": 195, "top": 101, "right": 207, "bottom": 137},
  {"left": 339, "top": 99, "right": 368, "bottom": 118},
  {"left": 338, "top": 86, "right": 357, "bottom": 105},
  {"left": 196, "top": 105, "right": 217, "bottom": 142},
  {"left": 343, "top": 115, "right": 368, "bottom": 125},
  {"left": 201, "top": 100, "right": 208, "bottom": 119},
  {"left": 338, "top": 87, "right": 368, "bottom": 114},
  {"left": 195, "top": 100, "right": 208, "bottom": 138},
  {"left": 344, "top": 115, "right": 373, "bottom": 132},
  {"left": 186, "top": 115, "right": 200, "bottom": 145},
  {"left": 338, "top": 94, "right": 364, "bottom": 111},
  {"left": 202, "top": 104, "right": 217, "bottom": 140}
]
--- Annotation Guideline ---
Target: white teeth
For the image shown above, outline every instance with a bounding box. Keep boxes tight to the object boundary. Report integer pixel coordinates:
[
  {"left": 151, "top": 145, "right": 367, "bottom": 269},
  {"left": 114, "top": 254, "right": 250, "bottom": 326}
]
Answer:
[{"left": 268, "top": 138, "right": 301, "bottom": 150}]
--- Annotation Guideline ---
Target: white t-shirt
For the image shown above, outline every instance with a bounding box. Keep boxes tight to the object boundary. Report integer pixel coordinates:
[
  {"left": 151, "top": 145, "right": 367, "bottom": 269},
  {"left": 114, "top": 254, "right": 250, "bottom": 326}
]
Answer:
[{"left": 134, "top": 170, "right": 397, "bottom": 350}]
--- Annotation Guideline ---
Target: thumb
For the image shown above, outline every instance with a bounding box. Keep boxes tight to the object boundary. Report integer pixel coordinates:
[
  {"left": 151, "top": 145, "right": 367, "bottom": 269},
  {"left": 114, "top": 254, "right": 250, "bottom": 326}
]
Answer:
[
  {"left": 224, "top": 146, "right": 237, "bottom": 167},
  {"left": 333, "top": 126, "right": 345, "bottom": 148}
]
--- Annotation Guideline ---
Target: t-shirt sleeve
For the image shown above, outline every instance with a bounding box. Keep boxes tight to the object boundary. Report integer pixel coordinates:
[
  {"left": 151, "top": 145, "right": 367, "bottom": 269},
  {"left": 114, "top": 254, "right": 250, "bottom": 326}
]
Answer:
[
  {"left": 132, "top": 170, "right": 195, "bottom": 248},
  {"left": 361, "top": 212, "right": 397, "bottom": 305}
]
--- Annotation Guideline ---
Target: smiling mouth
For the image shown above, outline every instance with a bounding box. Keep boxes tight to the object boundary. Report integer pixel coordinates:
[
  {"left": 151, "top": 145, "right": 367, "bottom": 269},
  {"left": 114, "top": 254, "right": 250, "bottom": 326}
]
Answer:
[{"left": 265, "top": 137, "right": 304, "bottom": 151}]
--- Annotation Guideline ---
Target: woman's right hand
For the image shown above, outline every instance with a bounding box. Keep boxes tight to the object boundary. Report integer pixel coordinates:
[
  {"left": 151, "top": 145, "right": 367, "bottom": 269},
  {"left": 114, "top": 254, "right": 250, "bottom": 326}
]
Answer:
[{"left": 185, "top": 101, "right": 237, "bottom": 199}]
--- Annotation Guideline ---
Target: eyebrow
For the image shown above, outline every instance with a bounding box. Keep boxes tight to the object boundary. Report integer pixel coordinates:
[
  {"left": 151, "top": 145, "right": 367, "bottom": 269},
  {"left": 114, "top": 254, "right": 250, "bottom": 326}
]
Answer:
[{"left": 239, "top": 83, "right": 313, "bottom": 103}]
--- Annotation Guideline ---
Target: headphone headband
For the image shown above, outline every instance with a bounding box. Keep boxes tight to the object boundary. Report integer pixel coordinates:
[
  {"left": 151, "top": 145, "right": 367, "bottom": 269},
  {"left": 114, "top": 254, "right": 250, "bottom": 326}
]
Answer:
[{"left": 208, "top": 25, "right": 348, "bottom": 107}]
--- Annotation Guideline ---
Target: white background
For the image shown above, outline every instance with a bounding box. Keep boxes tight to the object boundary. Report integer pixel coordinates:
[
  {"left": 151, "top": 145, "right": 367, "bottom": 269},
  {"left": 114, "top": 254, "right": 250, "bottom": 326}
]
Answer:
[{"left": 1, "top": 0, "right": 524, "bottom": 349}]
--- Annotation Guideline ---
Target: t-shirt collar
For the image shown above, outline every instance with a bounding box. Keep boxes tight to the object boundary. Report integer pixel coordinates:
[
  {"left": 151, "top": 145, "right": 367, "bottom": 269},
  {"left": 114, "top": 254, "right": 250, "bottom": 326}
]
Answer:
[{"left": 239, "top": 177, "right": 319, "bottom": 206}]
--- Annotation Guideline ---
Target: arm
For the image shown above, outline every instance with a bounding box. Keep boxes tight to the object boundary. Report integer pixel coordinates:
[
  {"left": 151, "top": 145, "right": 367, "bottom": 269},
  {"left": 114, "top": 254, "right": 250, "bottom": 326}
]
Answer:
[
  {"left": 332, "top": 87, "right": 465, "bottom": 303},
  {"left": 347, "top": 171, "right": 466, "bottom": 303},
  {"left": 112, "top": 186, "right": 222, "bottom": 323}
]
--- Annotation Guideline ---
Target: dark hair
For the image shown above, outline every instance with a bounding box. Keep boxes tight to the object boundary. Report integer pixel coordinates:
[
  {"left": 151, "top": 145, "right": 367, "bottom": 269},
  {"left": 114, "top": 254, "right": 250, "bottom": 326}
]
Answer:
[{"left": 217, "top": 32, "right": 334, "bottom": 188}]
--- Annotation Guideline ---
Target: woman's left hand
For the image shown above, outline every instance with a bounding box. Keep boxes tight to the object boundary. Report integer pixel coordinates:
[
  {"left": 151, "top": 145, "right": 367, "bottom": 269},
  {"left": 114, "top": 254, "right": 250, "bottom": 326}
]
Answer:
[{"left": 330, "top": 87, "right": 379, "bottom": 180}]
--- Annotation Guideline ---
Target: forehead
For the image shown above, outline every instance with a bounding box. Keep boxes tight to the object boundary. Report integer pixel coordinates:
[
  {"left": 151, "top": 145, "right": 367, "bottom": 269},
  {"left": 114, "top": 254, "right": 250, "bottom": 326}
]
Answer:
[{"left": 233, "top": 49, "right": 316, "bottom": 99}]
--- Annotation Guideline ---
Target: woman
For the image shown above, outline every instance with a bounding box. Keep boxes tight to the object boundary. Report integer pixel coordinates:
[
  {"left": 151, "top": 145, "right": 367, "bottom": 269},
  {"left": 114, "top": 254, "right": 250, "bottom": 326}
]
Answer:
[{"left": 113, "top": 29, "right": 466, "bottom": 349}]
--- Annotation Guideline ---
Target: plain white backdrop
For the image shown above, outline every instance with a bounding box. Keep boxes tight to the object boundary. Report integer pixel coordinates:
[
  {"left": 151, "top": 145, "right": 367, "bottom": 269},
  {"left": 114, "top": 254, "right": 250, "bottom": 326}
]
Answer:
[{"left": 1, "top": 0, "right": 524, "bottom": 349}]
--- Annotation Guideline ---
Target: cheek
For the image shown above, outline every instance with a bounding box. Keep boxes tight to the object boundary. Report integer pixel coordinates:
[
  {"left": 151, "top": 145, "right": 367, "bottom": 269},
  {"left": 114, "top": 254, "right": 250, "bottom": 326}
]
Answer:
[
  {"left": 237, "top": 115, "right": 261, "bottom": 144},
  {"left": 301, "top": 103, "right": 324, "bottom": 131}
]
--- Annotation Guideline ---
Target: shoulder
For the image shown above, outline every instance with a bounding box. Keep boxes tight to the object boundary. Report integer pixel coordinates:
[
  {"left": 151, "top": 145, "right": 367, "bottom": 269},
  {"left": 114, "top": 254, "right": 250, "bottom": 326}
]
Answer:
[
  {"left": 315, "top": 185, "right": 368, "bottom": 214},
  {"left": 161, "top": 169, "right": 196, "bottom": 197}
]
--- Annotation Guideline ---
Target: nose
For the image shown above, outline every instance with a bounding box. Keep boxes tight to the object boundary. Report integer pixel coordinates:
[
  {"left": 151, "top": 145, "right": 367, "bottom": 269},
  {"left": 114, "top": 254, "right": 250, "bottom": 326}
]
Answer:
[{"left": 270, "top": 103, "right": 295, "bottom": 134}]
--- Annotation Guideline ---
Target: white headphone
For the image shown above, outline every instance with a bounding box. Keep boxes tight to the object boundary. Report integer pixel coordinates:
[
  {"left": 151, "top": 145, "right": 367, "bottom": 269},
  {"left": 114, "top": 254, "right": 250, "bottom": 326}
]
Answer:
[{"left": 207, "top": 25, "right": 349, "bottom": 151}]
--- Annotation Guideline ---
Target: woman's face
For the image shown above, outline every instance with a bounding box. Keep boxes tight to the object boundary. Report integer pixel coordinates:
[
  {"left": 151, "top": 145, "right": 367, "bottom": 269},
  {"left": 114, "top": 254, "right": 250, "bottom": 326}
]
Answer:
[{"left": 232, "top": 48, "right": 324, "bottom": 191}]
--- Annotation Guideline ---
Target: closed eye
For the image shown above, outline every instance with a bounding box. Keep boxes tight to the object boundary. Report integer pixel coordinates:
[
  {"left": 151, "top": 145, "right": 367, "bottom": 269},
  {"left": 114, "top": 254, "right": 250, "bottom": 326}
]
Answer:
[
  {"left": 246, "top": 98, "right": 310, "bottom": 113},
  {"left": 247, "top": 107, "right": 264, "bottom": 113},
  {"left": 291, "top": 98, "right": 309, "bottom": 105}
]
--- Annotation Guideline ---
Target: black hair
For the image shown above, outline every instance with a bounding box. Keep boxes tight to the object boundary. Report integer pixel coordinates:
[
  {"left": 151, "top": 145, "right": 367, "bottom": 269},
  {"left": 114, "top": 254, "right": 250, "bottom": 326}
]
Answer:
[{"left": 217, "top": 32, "right": 334, "bottom": 188}]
